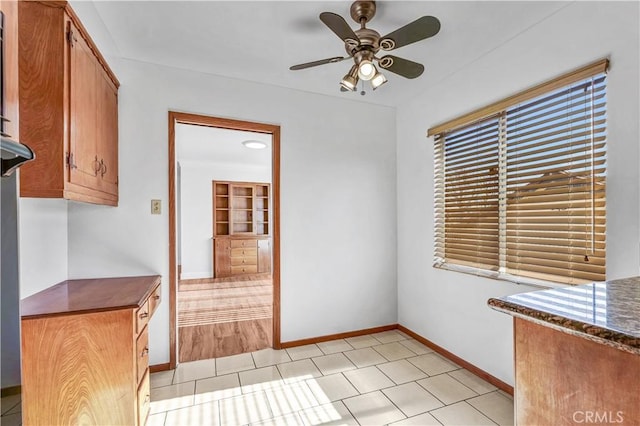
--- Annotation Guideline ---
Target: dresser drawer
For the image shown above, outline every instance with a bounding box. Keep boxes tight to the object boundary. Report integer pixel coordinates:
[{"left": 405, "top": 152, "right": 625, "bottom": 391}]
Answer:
[
  {"left": 230, "top": 248, "right": 257, "bottom": 258},
  {"left": 136, "top": 326, "right": 149, "bottom": 385},
  {"left": 148, "top": 285, "right": 161, "bottom": 318},
  {"left": 136, "top": 300, "right": 150, "bottom": 335},
  {"left": 137, "top": 371, "right": 150, "bottom": 426},
  {"left": 231, "top": 239, "right": 257, "bottom": 249},
  {"left": 230, "top": 256, "right": 257, "bottom": 266},
  {"left": 231, "top": 265, "right": 258, "bottom": 275}
]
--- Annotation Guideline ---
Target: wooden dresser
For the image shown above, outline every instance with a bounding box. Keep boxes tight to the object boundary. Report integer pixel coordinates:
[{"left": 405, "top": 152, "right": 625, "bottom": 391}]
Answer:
[{"left": 20, "top": 275, "right": 161, "bottom": 426}]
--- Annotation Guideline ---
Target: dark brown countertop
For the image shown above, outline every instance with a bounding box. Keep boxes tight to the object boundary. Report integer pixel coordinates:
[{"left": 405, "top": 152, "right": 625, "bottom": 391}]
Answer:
[
  {"left": 21, "top": 275, "right": 161, "bottom": 319},
  {"left": 488, "top": 276, "right": 640, "bottom": 355}
]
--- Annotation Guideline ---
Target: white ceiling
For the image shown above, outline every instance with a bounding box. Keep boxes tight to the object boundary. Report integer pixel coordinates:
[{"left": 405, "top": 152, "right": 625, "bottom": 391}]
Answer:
[
  {"left": 88, "top": 1, "right": 569, "bottom": 107},
  {"left": 176, "top": 123, "right": 272, "bottom": 166}
]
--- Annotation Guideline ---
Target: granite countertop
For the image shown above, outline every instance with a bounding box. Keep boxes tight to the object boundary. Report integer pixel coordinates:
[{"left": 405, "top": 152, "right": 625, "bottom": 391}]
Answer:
[{"left": 488, "top": 276, "right": 640, "bottom": 355}]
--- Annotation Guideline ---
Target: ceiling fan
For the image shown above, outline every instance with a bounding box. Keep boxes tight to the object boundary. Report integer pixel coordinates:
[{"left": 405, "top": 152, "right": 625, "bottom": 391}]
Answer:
[{"left": 289, "top": 1, "right": 441, "bottom": 92}]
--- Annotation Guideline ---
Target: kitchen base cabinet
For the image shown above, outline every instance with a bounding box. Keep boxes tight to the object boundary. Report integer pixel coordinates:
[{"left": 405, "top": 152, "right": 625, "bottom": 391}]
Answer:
[{"left": 20, "top": 276, "right": 161, "bottom": 425}]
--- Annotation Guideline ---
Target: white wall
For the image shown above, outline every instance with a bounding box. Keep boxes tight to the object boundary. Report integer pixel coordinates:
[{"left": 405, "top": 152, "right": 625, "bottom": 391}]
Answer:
[
  {"left": 178, "top": 160, "right": 271, "bottom": 279},
  {"left": 397, "top": 1, "right": 640, "bottom": 385},
  {"left": 19, "top": 198, "right": 68, "bottom": 298},
  {"left": 66, "top": 57, "right": 398, "bottom": 365}
]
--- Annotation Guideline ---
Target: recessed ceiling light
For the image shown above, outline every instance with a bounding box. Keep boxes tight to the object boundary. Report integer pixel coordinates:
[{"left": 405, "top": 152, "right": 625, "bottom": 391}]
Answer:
[{"left": 242, "top": 140, "right": 267, "bottom": 150}]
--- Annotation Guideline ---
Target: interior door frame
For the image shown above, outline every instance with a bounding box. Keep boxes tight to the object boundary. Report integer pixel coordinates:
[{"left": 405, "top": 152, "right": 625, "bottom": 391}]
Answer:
[{"left": 168, "top": 111, "right": 281, "bottom": 369}]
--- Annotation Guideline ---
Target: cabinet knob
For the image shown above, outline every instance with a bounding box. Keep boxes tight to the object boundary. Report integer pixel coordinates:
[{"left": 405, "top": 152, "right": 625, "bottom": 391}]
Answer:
[
  {"left": 141, "top": 347, "right": 149, "bottom": 357},
  {"left": 139, "top": 312, "right": 149, "bottom": 319},
  {"left": 154, "top": 294, "right": 160, "bottom": 300}
]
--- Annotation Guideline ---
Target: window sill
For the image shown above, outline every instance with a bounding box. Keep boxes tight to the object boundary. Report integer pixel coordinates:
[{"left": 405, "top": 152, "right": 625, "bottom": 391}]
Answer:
[{"left": 432, "top": 262, "right": 578, "bottom": 289}]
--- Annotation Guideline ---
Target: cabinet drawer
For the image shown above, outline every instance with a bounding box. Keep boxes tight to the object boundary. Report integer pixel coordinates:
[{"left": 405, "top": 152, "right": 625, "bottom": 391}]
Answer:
[
  {"left": 231, "top": 265, "right": 258, "bottom": 275},
  {"left": 148, "top": 285, "right": 161, "bottom": 318},
  {"left": 136, "top": 300, "right": 150, "bottom": 335},
  {"left": 137, "top": 371, "right": 150, "bottom": 426},
  {"left": 230, "top": 248, "right": 257, "bottom": 257},
  {"left": 231, "top": 239, "right": 257, "bottom": 249},
  {"left": 136, "top": 326, "right": 149, "bottom": 385},
  {"left": 230, "top": 256, "right": 257, "bottom": 266}
]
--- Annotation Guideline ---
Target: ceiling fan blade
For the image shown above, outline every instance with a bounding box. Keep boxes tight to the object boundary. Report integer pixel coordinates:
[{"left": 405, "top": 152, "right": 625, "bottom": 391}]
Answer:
[
  {"left": 379, "top": 16, "right": 441, "bottom": 51},
  {"left": 289, "top": 56, "right": 348, "bottom": 71},
  {"left": 378, "top": 55, "right": 424, "bottom": 79},
  {"left": 319, "top": 12, "right": 359, "bottom": 44}
]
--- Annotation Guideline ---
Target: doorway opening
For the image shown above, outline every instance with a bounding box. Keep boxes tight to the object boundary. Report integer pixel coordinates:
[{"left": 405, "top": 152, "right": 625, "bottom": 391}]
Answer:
[{"left": 168, "top": 112, "right": 280, "bottom": 367}]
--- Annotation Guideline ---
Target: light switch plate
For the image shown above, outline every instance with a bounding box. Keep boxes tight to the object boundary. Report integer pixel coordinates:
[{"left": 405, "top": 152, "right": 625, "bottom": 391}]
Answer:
[{"left": 151, "top": 199, "right": 161, "bottom": 215}]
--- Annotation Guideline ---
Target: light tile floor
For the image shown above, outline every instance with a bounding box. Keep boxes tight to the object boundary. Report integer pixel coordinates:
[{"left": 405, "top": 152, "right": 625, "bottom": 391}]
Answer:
[
  {"left": 151, "top": 330, "right": 514, "bottom": 425},
  {"left": 0, "top": 330, "right": 515, "bottom": 426}
]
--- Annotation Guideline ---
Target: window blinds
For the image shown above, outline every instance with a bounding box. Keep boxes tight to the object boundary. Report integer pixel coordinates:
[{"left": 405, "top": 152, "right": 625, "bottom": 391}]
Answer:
[
  {"left": 434, "top": 118, "right": 501, "bottom": 272},
  {"left": 432, "top": 59, "right": 607, "bottom": 285}
]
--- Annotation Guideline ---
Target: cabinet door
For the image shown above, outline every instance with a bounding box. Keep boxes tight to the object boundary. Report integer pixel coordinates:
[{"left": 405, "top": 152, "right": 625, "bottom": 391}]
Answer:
[
  {"left": 96, "top": 71, "right": 118, "bottom": 196},
  {"left": 257, "top": 239, "right": 271, "bottom": 273},
  {"left": 68, "top": 21, "right": 100, "bottom": 190},
  {"left": 214, "top": 239, "right": 231, "bottom": 278}
]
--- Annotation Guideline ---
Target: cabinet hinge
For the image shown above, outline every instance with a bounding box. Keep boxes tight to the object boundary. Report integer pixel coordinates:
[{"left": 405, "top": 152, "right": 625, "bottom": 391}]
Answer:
[
  {"left": 67, "top": 29, "right": 76, "bottom": 47},
  {"left": 66, "top": 152, "right": 77, "bottom": 169}
]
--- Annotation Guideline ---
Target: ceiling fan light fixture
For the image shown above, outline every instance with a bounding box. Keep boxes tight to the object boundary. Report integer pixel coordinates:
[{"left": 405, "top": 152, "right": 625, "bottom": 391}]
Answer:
[
  {"left": 371, "top": 71, "right": 387, "bottom": 90},
  {"left": 340, "top": 65, "right": 359, "bottom": 91},
  {"left": 357, "top": 60, "right": 376, "bottom": 81}
]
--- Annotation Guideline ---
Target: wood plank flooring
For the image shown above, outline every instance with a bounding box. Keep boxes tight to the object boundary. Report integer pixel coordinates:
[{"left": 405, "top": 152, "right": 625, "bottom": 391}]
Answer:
[{"left": 178, "top": 275, "right": 272, "bottom": 362}]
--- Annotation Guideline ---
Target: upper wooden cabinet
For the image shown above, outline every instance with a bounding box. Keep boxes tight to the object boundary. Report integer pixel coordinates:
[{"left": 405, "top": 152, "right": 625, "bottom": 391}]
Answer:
[
  {"left": 18, "top": 1, "right": 120, "bottom": 206},
  {"left": 1, "top": 0, "right": 20, "bottom": 142}
]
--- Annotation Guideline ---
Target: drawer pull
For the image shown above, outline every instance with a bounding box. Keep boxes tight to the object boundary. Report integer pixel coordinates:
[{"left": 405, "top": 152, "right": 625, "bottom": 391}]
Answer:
[
  {"left": 141, "top": 347, "right": 149, "bottom": 357},
  {"left": 144, "top": 394, "right": 150, "bottom": 405},
  {"left": 139, "top": 312, "right": 149, "bottom": 319}
]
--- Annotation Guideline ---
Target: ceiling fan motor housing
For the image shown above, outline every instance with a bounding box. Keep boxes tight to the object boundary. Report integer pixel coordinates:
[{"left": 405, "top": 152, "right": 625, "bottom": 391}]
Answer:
[{"left": 345, "top": 28, "right": 381, "bottom": 56}]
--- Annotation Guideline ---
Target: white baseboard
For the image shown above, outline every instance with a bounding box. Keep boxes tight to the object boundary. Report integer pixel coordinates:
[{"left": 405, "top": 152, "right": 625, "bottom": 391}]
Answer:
[{"left": 179, "top": 271, "right": 212, "bottom": 280}]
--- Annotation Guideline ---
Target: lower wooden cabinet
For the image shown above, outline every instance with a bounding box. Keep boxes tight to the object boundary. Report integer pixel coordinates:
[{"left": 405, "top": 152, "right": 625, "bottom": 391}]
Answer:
[
  {"left": 214, "top": 237, "right": 270, "bottom": 278},
  {"left": 20, "top": 276, "right": 161, "bottom": 425}
]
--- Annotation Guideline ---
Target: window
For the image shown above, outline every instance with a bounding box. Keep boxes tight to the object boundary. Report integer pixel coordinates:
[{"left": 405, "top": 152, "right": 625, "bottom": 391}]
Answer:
[{"left": 430, "top": 59, "right": 608, "bottom": 285}]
